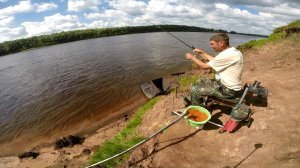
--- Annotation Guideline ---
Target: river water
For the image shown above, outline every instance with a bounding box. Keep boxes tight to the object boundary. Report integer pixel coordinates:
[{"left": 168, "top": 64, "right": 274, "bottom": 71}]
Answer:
[{"left": 0, "top": 32, "right": 262, "bottom": 155}]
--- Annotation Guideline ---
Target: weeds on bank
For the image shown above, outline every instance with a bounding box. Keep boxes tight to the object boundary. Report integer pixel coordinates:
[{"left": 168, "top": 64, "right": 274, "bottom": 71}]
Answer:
[
  {"left": 179, "top": 75, "right": 201, "bottom": 92},
  {"left": 89, "top": 97, "right": 159, "bottom": 168}
]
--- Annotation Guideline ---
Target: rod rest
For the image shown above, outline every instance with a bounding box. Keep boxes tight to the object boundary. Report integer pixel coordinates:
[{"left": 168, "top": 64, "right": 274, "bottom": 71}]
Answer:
[{"left": 171, "top": 71, "right": 185, "bottom": 76}]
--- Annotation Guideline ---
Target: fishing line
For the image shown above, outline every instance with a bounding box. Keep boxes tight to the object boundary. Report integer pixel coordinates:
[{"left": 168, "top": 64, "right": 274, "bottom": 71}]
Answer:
[{"left": 113, "top": 8, "right": 206, "bottom": 60}]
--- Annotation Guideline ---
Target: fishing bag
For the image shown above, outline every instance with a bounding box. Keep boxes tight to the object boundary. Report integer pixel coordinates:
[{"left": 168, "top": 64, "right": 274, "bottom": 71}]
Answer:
[{"left": 140, "top": 77, "right": 170, "bottom": 99}]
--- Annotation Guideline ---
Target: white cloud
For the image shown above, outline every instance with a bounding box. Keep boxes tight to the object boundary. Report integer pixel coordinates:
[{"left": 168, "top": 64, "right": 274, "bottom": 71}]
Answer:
[
  {"left": 145, "top": 0, "right": 203, "bottom": 19},
  {"left": 0, "top": 27, "right": 26, "bottom": 42},
  {"left": 214, "top": 2, "right": 299, "bottom": 34},
  {"left": 0, "top": 0, "right": 58, "bottom": 18},
  {"left": 228, "top": 0, "right": 300, "bottom": 8},
  {"left": 108, "top": 0, "right": 147, "bottom": 15},
  {"left": 0, "top": 0, "right": 8, "bottom": 2},
  {"left": 86, "top": 20, "right": 111, "bottom": 28},
  {"left": 1, "top": 0, "right": 300, "bottom": 42},
  {"left": 207, "top": 4, "right": 270, "bottom": 34},
  {"left": 84, "top": 12, "right": 102, "bottom": 20},
  {"left": 82, "top": 0, "right": 299, "bottom": 36},
  {"left": 0, "top": 0, "right": 33, "bottom": 16},
  {"left": 21, "top": 13, "right": 84, "bottom": 37},
  {"left": 84, "top": 9, "right": 136, "bottom": 28},
  {"left": 215, "top": 3, "right": 230, "bottom": 10},
  {"left": 104, "top": 0, "right": 204, "bottom": 28},
  {"left": 254, "top": 3, "right": 300, "bottom": 17},
  {"left": 0, "top": 16, "right": 14, "bottom": 26},
  {"left": 215, "top": 3, "right": 254, "bottom": 18},
  {"left": 68, "top": 0, "right": 101, "bottom": 12},
  {"left": 35, "top": 2, "right": 58, "bottom": 13},
  {"left": 84, "top": 10, "right": 126, "bottom": 20}
]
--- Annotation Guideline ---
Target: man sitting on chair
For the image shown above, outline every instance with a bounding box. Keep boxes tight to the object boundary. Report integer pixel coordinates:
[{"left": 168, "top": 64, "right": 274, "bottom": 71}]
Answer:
[{"left": 184, "top": 33, "right": 243, "bottom": 105}]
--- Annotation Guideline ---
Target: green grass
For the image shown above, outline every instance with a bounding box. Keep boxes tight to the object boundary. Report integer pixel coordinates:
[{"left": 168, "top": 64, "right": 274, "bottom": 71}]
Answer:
[
  {"left": 238, "top": 19, "right": 300, "bottom": 51},
  {"left": 237, "top": 39, "right": 268, "bottom": 51},
  {"left": 286, "top": 20, "right": 300, "bottom": 27},
  {"left": 179, "top": 75, "right": 201, "bottom": 92},
  {"left": 88, "top": 97, "right": 159, "bottom": 168}
]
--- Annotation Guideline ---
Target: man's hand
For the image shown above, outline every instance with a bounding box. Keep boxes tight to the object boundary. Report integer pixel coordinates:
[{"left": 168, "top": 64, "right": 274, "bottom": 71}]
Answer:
[
  {"left": 192, "top": 47, "right": 214, "bottom": 61},
  {"left": 193, "top": 48, "right": 205, "bottom": 55},
  {"left": 185, "top": 53, "right": 195, "bottom": 60},
  {"left": 185, "top": 52, "right": 211, "bottom": 69}
]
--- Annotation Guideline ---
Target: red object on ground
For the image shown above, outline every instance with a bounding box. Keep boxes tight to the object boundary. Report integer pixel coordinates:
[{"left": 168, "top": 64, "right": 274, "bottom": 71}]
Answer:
[{"left": 220, "top": 118, "right": 240, "bottom": 133}]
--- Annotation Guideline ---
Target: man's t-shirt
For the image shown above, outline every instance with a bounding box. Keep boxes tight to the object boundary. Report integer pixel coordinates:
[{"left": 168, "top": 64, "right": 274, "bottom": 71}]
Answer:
[{"left": 207, "top": 47, "right": 243, "bottom": 91}]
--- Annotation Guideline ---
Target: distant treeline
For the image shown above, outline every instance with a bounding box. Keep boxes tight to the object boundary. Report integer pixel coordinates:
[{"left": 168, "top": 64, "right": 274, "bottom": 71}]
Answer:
[{"left": 0, "top": 25, "right": 266, "bottom": 56}]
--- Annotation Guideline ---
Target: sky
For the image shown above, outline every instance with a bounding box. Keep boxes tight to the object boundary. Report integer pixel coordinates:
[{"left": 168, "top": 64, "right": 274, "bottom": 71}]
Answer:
[{"left": 0, "top": 0, "right": 299, "bottom": 43}]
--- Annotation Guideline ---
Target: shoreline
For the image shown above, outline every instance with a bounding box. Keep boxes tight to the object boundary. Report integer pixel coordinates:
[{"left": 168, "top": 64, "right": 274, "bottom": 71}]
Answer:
[
  {"left": 0, "top": 93, "right": 147, "bottom": 157},
  {"left": 0, "top": 107, "right": 134, "bottom": 167}
]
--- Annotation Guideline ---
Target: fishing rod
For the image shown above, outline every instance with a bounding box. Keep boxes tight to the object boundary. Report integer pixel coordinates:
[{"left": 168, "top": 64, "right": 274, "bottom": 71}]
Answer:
[{"left": 114, "top": 8, "right": 207, "bottom": 61}]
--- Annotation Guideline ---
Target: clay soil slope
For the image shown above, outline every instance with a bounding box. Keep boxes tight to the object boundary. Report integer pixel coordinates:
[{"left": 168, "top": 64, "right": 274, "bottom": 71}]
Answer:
[{"left": 121, "top": 38, "right": 300, "bottom": 168}]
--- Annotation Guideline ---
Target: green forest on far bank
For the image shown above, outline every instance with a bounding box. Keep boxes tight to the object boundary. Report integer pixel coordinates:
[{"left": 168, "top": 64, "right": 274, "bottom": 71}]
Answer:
[{"left": 0, "top": 25, "right": 266, "bottom": 56}]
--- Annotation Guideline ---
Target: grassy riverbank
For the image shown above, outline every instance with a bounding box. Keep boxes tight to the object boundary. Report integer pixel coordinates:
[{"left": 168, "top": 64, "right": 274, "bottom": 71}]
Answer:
[{"left": 89, "top": 97, "right": 160, "bottom": 168}]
